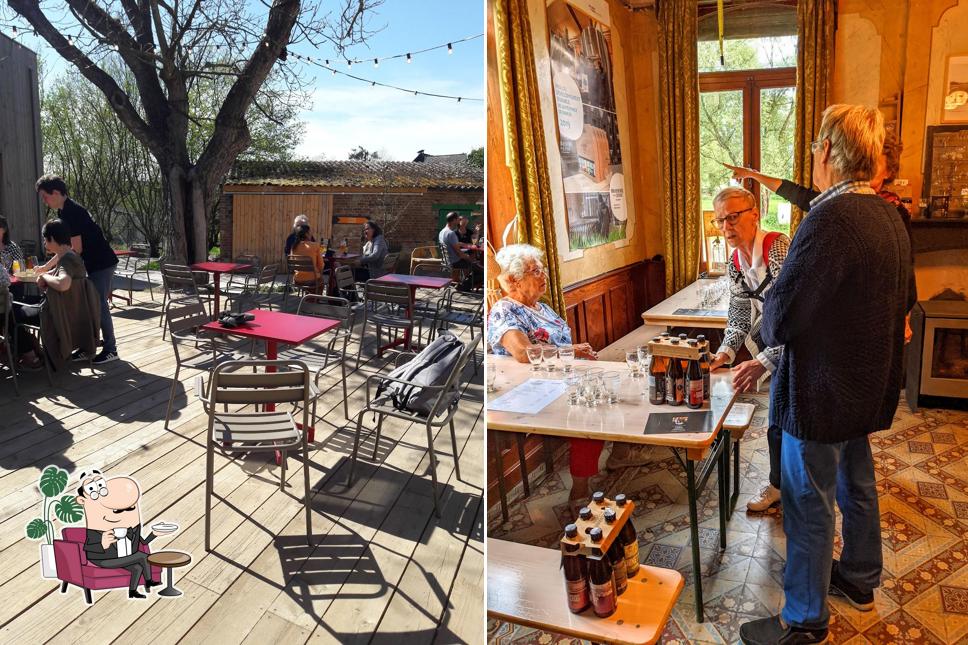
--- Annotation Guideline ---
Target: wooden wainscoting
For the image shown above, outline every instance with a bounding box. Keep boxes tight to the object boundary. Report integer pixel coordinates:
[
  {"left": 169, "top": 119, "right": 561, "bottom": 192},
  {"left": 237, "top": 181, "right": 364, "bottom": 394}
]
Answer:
[{"left": 564, "top": 258, "right": 666, "bottom": 351}]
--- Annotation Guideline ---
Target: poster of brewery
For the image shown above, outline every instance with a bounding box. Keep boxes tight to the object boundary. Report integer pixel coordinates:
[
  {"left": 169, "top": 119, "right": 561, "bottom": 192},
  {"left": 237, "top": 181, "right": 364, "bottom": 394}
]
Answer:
[{"left": 547, "top": 0, "right": 627, "bottom": 250}]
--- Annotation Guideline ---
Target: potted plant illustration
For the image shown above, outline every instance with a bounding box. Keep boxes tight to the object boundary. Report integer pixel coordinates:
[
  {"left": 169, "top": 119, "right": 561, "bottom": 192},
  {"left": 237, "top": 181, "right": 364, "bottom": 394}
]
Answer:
[{"left": 26, "top": 466, "right": 84, "bottom": 578}]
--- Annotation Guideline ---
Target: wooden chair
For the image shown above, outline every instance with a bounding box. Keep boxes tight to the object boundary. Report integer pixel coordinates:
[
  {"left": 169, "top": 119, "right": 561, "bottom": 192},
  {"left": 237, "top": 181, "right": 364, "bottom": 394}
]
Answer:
[
  {"left": 347, "top": 335, "right": 483, "bottom": 517},
  {"left": 356, "top": 280, "right": 415, "bottom": 362},
  {"left": 196, "top": 360, "right": 313, "bottom": 551}
]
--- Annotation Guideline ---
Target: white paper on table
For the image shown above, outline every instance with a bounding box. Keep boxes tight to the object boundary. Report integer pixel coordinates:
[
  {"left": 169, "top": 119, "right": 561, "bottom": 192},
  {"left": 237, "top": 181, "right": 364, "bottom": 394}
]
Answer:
[{"left": 486, "top": 379, "right": 569, "bottom": 415}]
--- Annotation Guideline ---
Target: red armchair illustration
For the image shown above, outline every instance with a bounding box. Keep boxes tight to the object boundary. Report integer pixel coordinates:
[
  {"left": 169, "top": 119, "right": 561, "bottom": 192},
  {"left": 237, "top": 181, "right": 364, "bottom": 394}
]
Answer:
[{"left": 54, "top": 528, "right": 161, "bottom": 603}]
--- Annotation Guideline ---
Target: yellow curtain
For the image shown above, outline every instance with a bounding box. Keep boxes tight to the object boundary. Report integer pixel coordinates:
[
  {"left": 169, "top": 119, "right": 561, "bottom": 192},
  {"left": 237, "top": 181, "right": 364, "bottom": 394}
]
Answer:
[
  {"left": 791, "top": 0, "right": 836, "bottom": 236},
  {"left": 657, "top": 0, "right": 701, "bottom": 296},
  {"left": 492, "top": 0, "right": 566, "bottom": 318}
]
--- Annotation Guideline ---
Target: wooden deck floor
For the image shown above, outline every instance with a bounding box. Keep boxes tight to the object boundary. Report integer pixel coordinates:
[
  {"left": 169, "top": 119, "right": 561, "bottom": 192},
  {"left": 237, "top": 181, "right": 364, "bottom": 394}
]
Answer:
[{"left": 0, "top": 290, "right": 484, "bottom": 644}]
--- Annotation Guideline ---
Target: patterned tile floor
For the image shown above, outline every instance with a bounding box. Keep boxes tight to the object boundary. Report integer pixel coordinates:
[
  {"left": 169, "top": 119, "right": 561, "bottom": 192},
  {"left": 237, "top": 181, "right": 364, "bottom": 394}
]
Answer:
[{"left": 487, "top": 394, "right": 968, "bottom": 644}]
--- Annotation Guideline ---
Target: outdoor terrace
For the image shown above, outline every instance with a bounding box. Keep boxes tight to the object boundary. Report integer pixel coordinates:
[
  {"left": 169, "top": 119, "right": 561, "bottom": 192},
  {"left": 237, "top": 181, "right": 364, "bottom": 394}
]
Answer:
[{"left": 0, "top": 281, "right": 484, "bottom": 644}]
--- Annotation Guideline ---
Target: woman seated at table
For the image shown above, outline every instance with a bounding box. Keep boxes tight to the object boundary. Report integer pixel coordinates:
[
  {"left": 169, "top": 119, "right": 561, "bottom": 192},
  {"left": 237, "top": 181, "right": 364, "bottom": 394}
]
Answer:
[
  {"left": 354, "top": 220, "right": 389, "bottom": 281},
  {"left": 1, "top": 215, "right": 25, "bottom": 275},
  {"left": 289, "top": 224, "right": 324, "bottom": 291},
  {"left": 489, "top": 243, "right": 632, "bottom": 513},
  {"left": 15, "top": 219, "right": 98, "bottom": 370}
]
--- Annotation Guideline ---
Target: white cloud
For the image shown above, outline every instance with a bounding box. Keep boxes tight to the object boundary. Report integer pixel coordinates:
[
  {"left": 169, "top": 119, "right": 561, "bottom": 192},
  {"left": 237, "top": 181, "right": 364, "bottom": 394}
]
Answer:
[{"left": 294, "top": 79, "right": 484, "bottom": 160}]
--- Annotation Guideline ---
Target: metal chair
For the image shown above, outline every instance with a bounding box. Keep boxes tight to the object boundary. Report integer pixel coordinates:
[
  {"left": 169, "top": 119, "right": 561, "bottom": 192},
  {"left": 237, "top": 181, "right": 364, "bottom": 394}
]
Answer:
[
  {"left": 347, "top": 335, "right": 483, "bottom": 517},
  {"left": 163, "top": 300, "right": 244, "bottom": 429},
  {"left": 130, "top": 243, "right": 155, "bottom": 301},
  {"left": 1, "top": 288, "right": 19, "bottom": 395},
  {"left": 333, "top": 264, "right": 364, "bottom": 305},
  {"left": 381, "top": 251, "right": 400, "bottom": 275},
  {"left": 160, "top": 264, "right": 211, "bottom": 338},
  {"left": 280, "top": 294, "right": 355, "bottom": 422},
  {"left": 196, "top": 360, "right": 313, "bottom": 551},
  {"left": 409, "top": 244, "right": 443, "bottom": 274},
  {"left": 227, "top": 263, "right": 278, "bottom": 312},
  {"left": 222, "top": 254, "right": 261, "bottom": 302},
  {"left": 356, "top": 280, "right": 415, "bottom": 363},
  {"left": 284, "top": 255, "right": 323, "bottom": 310}
]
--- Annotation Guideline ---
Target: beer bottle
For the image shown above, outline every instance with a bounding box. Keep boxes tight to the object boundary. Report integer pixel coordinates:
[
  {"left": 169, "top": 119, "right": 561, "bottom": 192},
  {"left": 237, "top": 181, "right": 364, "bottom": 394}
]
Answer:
[
  {"left": 562, "top": 523, "right": 590, "bottom": 613},
  {"left": 686, "top": 355, "right": 703, "bottom": 409},
  {"left": 578, "top": 506, "right": 592, "bottom": 522},
  {"left": 603, "top": 509, "right": 628, "bottom": 595},
  {"left": 614, "top": 494, "right": 639, "bottom": 578},
  {"left": 592, "top": 491, "right": 606, "bottom": 507},
  {"left": 678, "top": 333, "right": 688, "bottom": 342},
  {"left": 697, "top": 335, "right": 711, "bottom": 400},
  {"left": 666, "top": 353, "right": 684, "bottom": 406},
  {"left": 660, "top": 331, "right": 671, "bottom": 338},
  {"left": 648, "top": 354, "right": 667, "bottom": 404},
  {"left": 587, "top": 528, "right": 617, "bottom": 617}
]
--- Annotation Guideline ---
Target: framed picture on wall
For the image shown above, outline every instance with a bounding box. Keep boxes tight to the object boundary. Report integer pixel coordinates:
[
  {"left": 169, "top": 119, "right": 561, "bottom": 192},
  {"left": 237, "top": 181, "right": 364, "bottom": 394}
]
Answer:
[{"left": 942, "top": 54, "right": 968, "bottom": 123}]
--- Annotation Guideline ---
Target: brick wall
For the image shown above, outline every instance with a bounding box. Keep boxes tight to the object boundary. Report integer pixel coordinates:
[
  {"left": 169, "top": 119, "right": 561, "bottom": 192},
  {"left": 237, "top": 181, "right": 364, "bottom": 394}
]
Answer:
[{"left": 219, "top": 188, "right": 482, "bottom": 267}]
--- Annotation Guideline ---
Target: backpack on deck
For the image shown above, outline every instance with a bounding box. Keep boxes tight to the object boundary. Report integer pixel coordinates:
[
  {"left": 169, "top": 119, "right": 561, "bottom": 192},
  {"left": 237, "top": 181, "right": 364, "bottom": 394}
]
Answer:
[{"left": 375, "top": 332, "right": 464, "bottom": 416}]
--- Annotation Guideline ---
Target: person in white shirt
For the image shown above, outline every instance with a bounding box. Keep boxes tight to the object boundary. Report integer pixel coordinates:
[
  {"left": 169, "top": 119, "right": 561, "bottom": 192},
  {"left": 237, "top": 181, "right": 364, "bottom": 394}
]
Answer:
[{"left": 708, "top": 186, "right": 790, "bottom": 512}]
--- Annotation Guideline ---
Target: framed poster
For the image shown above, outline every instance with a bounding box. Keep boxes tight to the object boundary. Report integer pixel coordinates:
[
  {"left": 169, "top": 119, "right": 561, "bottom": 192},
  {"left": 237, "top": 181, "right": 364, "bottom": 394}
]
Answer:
[
  {"left": 942, "top": 54, "right": 968, "bottom": 123},
  {"left": 544, "top": 0, "right": 630, "bottom": 252}
]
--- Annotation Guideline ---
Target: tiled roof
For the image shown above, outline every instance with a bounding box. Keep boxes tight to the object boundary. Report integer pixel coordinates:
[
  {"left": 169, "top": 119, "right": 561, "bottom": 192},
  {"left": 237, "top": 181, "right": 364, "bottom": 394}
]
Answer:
[{"left": 225, "top": 159, "right": 483, "bottom": 190}]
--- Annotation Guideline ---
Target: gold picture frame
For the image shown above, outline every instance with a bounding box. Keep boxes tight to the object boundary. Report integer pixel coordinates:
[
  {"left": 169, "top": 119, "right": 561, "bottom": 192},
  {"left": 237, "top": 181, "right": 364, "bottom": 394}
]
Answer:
[{"left": 941, "top": 54, "right": 968, "bottom": 123}]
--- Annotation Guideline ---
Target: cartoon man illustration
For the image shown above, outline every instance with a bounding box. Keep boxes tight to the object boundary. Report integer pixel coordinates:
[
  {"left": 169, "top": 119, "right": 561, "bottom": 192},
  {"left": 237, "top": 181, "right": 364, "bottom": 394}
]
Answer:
[{"left": 75, "top": 470, "right": 176, "bottom": 598}]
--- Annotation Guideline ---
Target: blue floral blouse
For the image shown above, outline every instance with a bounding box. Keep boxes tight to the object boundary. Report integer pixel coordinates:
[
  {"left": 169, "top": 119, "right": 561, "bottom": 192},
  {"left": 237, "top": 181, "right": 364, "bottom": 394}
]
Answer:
[{"left": 487, "top": 297, "right": 572, "bottom": 355}]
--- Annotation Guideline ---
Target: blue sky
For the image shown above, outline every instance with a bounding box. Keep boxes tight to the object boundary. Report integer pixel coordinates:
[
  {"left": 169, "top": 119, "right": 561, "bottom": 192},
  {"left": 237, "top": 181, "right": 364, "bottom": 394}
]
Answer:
[
  {"left": 7, "top": 0, "right": 484, "bottom": 161},
  {"left": 290, "top": 0, "right": 485, "bottom": 160}
]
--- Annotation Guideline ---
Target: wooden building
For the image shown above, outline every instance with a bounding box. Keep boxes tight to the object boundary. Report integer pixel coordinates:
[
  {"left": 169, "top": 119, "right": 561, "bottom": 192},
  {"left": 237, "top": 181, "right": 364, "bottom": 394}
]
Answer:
[
  {"left": 0, "top": 33, "right": 44, "bottom": 247},
  {"left": 220, "top": 159, "right": 484, "bottom": 267}
]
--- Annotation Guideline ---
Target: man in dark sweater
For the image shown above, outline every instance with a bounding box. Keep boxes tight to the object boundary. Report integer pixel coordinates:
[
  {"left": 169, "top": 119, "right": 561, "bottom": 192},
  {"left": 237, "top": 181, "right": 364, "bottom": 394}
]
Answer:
[
  {"left": 36, "top": 174, "right": 119, "bottom": 364},
  {"left": 740, "top": 105, "right": 916, "bottom": 644}
]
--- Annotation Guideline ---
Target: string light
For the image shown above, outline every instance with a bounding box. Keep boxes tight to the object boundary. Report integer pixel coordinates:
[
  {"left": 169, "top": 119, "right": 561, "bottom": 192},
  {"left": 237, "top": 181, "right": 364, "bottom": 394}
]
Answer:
[
  {"left": 447, "top": 43, "right": 452, "bottom": 54},
  {"left": 406, "top": 53, "right": 411, "bottom": 63},
  {"left": 373, "top": 58, "right": 378, "bottom": 68},
  {"left": 316, "top": 62, "right": 482, "bottom": 102}
]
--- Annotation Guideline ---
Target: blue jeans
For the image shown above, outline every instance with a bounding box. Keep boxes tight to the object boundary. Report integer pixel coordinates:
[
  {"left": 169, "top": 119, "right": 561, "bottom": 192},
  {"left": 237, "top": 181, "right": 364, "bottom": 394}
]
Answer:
[
  {"left": 780, "top": 431, "right": 881, "bottom": 630},
  {"left": 87, "top": 265, "right": 117, "bottom": 354}
]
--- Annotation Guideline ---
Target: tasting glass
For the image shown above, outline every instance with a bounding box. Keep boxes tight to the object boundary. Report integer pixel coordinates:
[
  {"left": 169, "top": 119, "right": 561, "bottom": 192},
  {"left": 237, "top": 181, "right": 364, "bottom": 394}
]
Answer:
[
  {"left": 637, "top": 345, "right": 652, "bottom": 372},
  {"left": 602, "top": 371, "right": 622, "bottom": 404},
  {"left": 486, "top": 366, "right": 498, "bottom": 392},
  {"left": 525, "top": 346, "right": 543, "bottom": 372},
  {"left": 624, "top": 350, "right": 640, "bottom": 377},
  {"left": 565, "top": 372, "right": 582, "bottom": 406},
  {"left": 558, "top": 345, "right": 576, "bottom": 372},
  {"left": 542, "top": 345, "right": 559, "bottom": 372}
]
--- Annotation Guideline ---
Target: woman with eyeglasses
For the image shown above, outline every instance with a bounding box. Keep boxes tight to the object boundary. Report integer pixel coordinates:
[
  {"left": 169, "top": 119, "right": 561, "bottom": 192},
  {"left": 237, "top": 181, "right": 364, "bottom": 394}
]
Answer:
[
  {"left": 354, "top": 220, "right": 389, "bottom": 281},
  {"left": 708, "top": 186, "right": 791, "bottom": 513}
]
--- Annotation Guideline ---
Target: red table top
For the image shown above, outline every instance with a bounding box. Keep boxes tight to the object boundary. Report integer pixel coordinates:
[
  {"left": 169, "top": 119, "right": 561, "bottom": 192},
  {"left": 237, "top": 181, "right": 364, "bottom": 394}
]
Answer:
[
  {"left": 191, "top": 262, "right": 251, "bottom": 273},
  {"left": 201, "top": 310, "right": 340, "bottom": 345},
  {"left": 375, "top": 274, "right": 452, "bottom": 289},
  {"left": 115, "top": 250, "right": 134, "bottom": 257}
]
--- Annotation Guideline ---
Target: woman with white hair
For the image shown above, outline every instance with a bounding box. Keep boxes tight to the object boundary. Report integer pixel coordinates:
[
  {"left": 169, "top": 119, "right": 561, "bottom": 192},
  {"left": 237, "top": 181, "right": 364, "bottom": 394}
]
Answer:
[
  {"left": 488, "top": 243, "right": 605, "bottom": 511},
  {"left": 284, "top": 214, "right": 314, "bottom": 256}
]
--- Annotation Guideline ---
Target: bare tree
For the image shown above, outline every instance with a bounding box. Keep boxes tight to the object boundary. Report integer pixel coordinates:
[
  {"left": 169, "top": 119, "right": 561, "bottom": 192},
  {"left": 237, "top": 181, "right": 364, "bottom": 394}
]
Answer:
[{"left": 8, "top": 0, "right": 382, "bottom": 262}]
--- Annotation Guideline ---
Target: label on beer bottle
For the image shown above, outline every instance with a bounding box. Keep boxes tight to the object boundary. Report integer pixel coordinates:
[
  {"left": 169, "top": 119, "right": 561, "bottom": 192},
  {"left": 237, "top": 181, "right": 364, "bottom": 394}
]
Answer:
[
  {"left": 612, "top": 563, "right": 628, "bottom": 595},
  {"left": 675, "top": 377, "right": 684, "bottom": 402},
  {"left": 624, "top": 542, "right": 639, "bottom": 577},
  {"left": 689, "top": 380, "right": 703, "bottom": 406},
  {"left": 648, "top": 375, "right": 656, "bottom": 388},
  {"left": 589, "top": 580, "right": 616, "bottom": 615},
  {"left": 566, "top": 578, "right": 589, "bottom": 610}
]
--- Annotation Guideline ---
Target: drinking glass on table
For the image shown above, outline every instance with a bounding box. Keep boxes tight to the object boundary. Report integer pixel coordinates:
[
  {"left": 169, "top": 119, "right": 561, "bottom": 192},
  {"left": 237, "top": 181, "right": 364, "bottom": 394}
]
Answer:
[
  {"left": 565, "top": 372, "right": 582, "bottom": 406},
  {"left": 625, "top": 350, "right": 640, "bottom": 378},
  {"left": 637, "top": 345, "right": 652, "bottom": 372},
  {"left": 579, "top": 374, "right": 600, "bottom": 408},
  {"left": 558, "top": 345, "right": 576, "bottom": 372},
  {"left": 486, "top": 366, "right": 498, "bottom": 392},
  {"left": 602, "top": 371, "right": 622, "bottom": 404},
  {"left": 542, "top": 346, "right": 559, "bottom": 372},
  {"left": 525, "top": 346, "right": 544, "bottom": 372}
]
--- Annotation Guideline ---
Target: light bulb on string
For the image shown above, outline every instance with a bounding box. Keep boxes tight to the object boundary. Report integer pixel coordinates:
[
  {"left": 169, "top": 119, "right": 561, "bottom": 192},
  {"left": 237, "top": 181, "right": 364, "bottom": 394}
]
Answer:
[
  {"left": 406, "top": 53, "right": 411, "bottom": 63},
  {"left": 457, "top": 97, "right": 461, "bottom": 103},
  {"left": 373, "top": 58, "right": 378, "bottom": 68},
  {"left": 12, "top": 26, "right": 18, "bottom": 37},
  {"left": 68, "top": 35, "right": 74, "bottom": 46},
  {"left": 447, "top": 43, "right": 453, "bottom": 54},
  {"left": 332, "top": 68, "right": 336, "bottom": 75},
  {"left": 347, "top": 59, "right": 352, "bottom": 68}
]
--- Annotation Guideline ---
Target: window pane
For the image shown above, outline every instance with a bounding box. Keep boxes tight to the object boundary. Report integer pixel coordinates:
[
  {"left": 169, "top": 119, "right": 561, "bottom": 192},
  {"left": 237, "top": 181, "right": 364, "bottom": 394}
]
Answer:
[
  {"left": 759, "top": 86, "right": 796, "bottom": 236},
  {"left": 699, "top": 90, "right": 744, "bottom": 213},
  {"left": 698, "top": 36, "right": 797, "bottom": 73}
]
